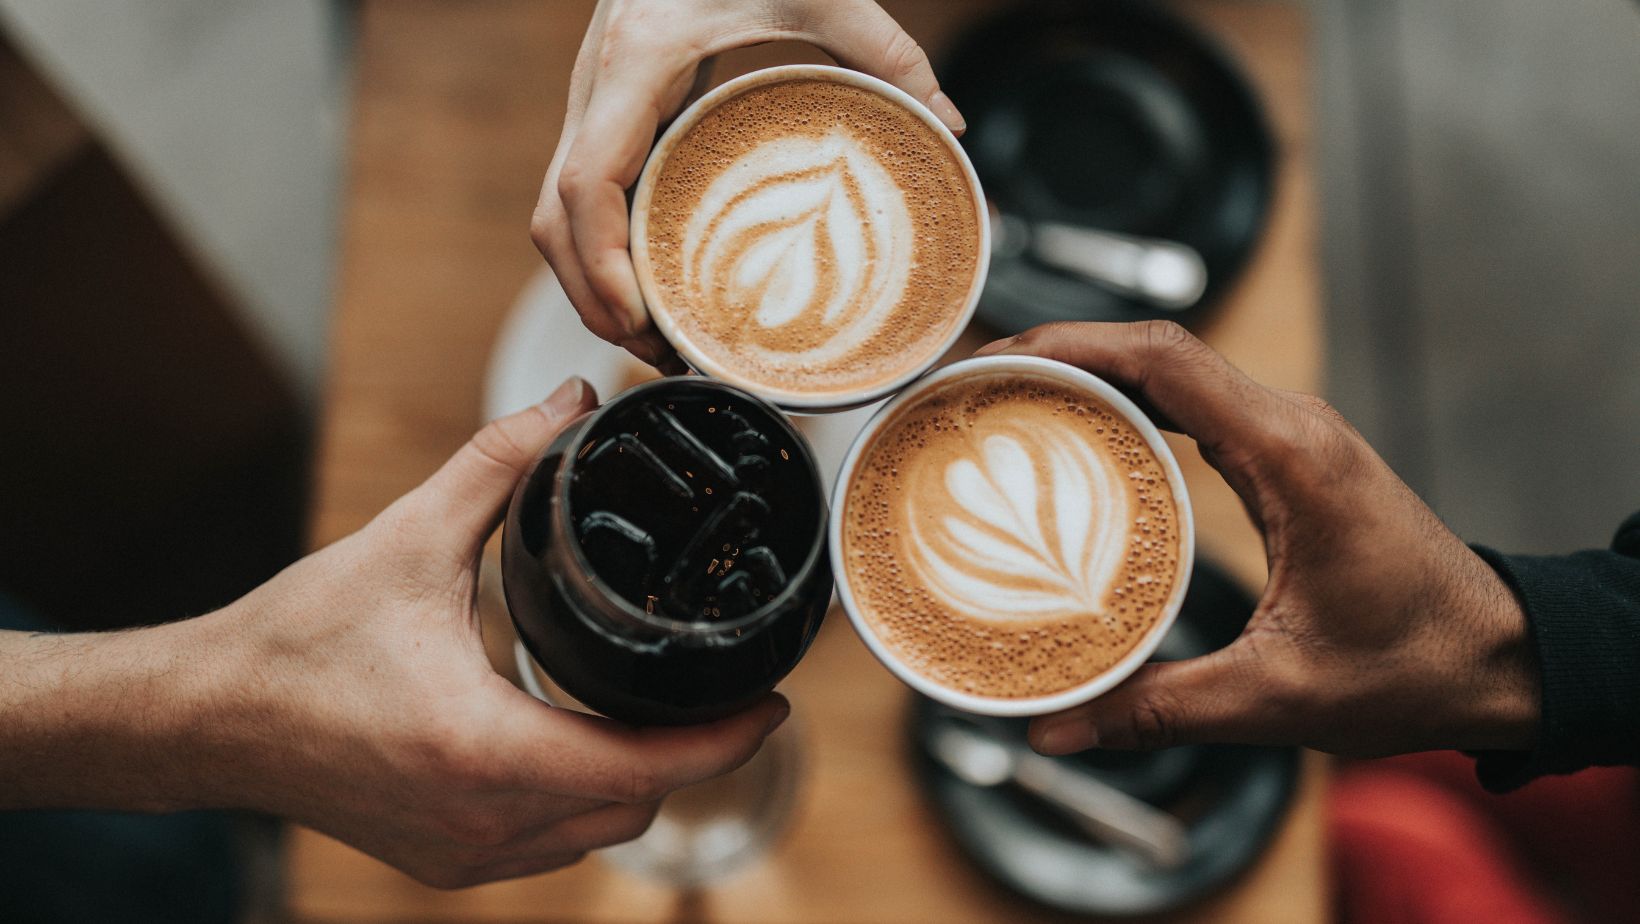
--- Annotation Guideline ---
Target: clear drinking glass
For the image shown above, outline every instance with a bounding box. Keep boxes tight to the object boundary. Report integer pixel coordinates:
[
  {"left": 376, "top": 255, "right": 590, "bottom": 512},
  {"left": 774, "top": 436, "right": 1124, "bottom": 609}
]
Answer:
[
  {"left": 499, "top": 376, "right": 829, "bottom": 882},
  {"left": 512, "top": 641, "right": 803, "bottom": 885}
]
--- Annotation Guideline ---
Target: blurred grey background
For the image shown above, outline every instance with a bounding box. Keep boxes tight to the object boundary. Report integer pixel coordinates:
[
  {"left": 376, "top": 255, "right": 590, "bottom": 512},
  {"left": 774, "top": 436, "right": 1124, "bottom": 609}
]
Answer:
[{"left": 2, "top": 0, "right": 1636, "bottom": 554}]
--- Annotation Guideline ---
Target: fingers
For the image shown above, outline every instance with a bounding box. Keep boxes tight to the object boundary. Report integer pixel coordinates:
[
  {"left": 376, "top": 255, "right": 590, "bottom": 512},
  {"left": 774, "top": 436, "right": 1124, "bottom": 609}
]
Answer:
[
  {"left": 798, "top": 1, "right": 964, "bottom": 133},
  {"left": 512, "top": 800, "right": 662, "bottom": 856},
  {"left": 535, "top": 3, "right": 691, "bottom": 370},
  {"left": 538, "top": 0, "right": 963, "bottom": 371},
  {"left": 978, "top": 321, "right": 1290, "bottom": 483},
  {"left": 556, "top": 56, "right": 698, "bottom": 350},
  {"left": 1026, "top": 647, "right": 1277, "bottom": 754},
  {"left": 502, "top": 692, "right": 790, "bottom": 803},
  {"left": 408, "top": 377, "right": 598, "bottom": 556}
]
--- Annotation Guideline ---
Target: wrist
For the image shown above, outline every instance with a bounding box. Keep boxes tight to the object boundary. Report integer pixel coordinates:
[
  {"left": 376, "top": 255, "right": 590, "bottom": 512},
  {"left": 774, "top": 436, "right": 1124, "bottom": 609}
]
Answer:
[{"left": 1452, "top": 554, "right": 1541, "bottom": 752}]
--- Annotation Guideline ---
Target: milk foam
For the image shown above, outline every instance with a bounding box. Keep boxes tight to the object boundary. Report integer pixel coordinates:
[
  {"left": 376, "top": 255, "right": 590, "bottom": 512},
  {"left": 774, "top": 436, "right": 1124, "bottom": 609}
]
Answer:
[
  {"left": 911, "top": 427, "right": 1130, "bottom": 622},
  {"left": 682, "top": 129, "right": 913, "bottom": 368},
  {"left": 842, "top": 374, "right": 1182, "bottom": 699},
  {"left": 642, "top": 79, "right": 980, "bottom": 398}
]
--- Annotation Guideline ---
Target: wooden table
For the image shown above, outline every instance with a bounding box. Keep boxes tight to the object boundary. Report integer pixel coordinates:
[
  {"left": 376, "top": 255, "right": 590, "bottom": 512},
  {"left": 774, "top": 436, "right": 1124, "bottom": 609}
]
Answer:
[{"left": 292, "top": 1, "right": 1325, "bottom": 920}]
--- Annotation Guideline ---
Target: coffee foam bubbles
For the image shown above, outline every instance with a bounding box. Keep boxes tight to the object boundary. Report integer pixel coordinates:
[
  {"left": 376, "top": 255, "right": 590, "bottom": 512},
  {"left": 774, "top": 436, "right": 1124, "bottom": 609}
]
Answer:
[
  {"left": 843, "top": 373, "right": 1182, "bottom": 699},
  {"left": 642, "top": 79, "right": 981, "bottom": 399}
]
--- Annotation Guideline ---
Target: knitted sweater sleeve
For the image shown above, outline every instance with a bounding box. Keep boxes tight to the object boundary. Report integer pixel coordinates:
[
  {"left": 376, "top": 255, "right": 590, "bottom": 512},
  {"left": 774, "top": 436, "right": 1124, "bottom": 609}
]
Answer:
[{"left": 1469, "top": 512, "right": 1640, "bottom": 791}]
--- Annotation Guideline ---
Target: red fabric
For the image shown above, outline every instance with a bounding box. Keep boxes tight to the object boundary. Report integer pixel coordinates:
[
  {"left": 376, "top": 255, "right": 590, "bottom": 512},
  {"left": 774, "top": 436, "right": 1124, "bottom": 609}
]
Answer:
[{"left": 1329, "top": 752, "right": 1640, "bottom": 924}]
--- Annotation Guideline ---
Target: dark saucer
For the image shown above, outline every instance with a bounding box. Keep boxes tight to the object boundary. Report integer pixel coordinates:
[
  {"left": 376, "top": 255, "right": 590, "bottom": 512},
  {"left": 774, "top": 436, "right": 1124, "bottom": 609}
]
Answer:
[
  {"left": 908, "top": 559, "right": 1299, "bottom": 917},
  {"left": 940, "top": 0, "right": 1274, "bottom": 331}
]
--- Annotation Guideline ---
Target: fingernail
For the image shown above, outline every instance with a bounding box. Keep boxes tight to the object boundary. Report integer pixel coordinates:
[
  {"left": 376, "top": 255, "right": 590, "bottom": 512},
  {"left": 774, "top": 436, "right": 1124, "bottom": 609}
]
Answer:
[
  {"left": 974, "top": 335, "right": 1019, "bottom": 357},
  {"left": 928, "top": 91, "right": 966, "bottom": 134},
  {"left": 1032, "top": 719, "right": 1096, "bottom": 756},
  {"left": 542, "top": 376, "right": 590, "bottom": 416},
  {"left": 763, "top": 699, "right": 791, "bottom": 736}
]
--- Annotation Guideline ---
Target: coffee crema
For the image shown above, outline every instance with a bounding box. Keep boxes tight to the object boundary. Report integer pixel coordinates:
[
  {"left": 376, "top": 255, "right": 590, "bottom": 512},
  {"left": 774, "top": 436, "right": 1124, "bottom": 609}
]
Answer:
[
  {"left": 841, "top": 373, "right": 1182, "bottom": 699},
  {"left": 639, "top": 77, "right": 982, "bottom": 400}
]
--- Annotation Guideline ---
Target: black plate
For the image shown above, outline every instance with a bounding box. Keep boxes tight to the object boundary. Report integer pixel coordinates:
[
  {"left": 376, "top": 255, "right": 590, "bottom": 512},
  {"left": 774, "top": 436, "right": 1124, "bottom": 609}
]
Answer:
[
  {"left": 940, "top": 0, "right": 1275, "bottom": 331},
  {"left": 909, "top": 559, "right": 1298, "bottom": 917}
]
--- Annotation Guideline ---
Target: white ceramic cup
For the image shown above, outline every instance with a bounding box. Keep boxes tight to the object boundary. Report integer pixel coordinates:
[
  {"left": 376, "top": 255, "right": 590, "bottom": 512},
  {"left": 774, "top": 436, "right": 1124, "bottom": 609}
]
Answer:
[
  {"left": 629, "top": 64, "right": 990, "bottom": 414},
  {"left": 829, "top": 355, "right": 1196, "bottom": 717}
]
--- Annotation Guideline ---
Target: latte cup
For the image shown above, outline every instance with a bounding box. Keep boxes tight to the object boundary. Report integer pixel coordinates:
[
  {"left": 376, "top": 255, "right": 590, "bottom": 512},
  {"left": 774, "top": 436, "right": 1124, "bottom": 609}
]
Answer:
[
  {"left": 630, "top": 64, "right": 990, "bottom": 413},
  {"left": 830, "top": 355, "right": 1195, "bottom": 717}
]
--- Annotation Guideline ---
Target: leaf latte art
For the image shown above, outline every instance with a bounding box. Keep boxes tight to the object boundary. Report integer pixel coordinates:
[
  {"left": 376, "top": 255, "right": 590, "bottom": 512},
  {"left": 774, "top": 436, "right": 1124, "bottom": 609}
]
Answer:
[
  {"left": 843, "top": 374, "right": 1183, "bottom": 700},
  {"left": 641, "top": 78, "right": 982, "bottom": 400},
  {"left": 909, "top": 427, "right": 1130, "bottom": 624},
  {"left": 682, "top": 130, "right": 913, "bottom": 368}
]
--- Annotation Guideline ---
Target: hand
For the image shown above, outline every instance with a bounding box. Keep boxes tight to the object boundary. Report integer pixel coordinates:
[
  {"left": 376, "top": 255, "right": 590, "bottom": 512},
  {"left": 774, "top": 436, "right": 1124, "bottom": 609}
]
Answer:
[
  {"left": 0, "top": 377, "right": 789, "bottom": 889},
  {"left": 531, "top": 0, "right": 965, "bottom": 369},
  {"left": 974, "top": 322, "right": 1540, "bottom": 759}
]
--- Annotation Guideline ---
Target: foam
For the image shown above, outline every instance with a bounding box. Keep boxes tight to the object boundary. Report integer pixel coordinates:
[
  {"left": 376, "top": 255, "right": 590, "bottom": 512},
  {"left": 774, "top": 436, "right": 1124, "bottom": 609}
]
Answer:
[
  {"left": 644, "top": 79, "right": 981, "bottom": 396},
  {"left": 842, "top": 373, "right": 1183, "bottom": 699}
]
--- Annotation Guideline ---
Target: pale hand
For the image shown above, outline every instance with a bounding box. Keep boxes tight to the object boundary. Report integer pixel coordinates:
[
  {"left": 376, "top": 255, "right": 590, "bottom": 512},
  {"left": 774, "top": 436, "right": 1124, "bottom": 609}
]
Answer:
[
  {"left": 531, "top": 0, "right": 966, "bottom": 370},
  {"left": 0, "top": 377, "right": 789, "bottom": 888}
]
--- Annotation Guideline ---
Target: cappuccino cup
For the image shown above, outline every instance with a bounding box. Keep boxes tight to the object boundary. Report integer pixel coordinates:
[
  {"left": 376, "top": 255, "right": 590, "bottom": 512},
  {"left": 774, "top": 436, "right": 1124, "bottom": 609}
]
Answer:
[
  {"left": 830, "top": 356, "right": 1195, "bottom": 716},
  {"left": 630, "top": 65, "right": 989, "bottom": 413}
]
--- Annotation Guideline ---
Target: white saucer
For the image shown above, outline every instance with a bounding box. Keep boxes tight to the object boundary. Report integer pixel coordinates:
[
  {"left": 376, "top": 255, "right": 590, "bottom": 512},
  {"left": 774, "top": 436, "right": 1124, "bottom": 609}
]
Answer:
[{"left": 482, "top": 269, "right": 883, "bottom": 490}]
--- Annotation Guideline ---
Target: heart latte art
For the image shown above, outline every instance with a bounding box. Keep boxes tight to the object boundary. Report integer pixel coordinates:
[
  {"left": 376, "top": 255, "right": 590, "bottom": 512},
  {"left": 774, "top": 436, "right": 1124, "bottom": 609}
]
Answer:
[
  {"left": 639, "top": 78, "right": 982, "bottom": 402},
  {"left": 843, "top": 374, "right": 1183, "bottom": 699},
  {"left": 910, "top": 426, "right": 1131, "bottom": 623}
]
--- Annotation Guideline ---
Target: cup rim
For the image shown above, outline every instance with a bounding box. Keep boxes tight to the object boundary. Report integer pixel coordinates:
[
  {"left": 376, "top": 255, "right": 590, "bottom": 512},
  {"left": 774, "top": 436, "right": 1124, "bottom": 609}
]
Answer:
[
  {"left": 629, "top": 63, "right": 991, "bottom": 413},
  {"left": 827, "top": 355, "right": 1196, "bottom": 716}
]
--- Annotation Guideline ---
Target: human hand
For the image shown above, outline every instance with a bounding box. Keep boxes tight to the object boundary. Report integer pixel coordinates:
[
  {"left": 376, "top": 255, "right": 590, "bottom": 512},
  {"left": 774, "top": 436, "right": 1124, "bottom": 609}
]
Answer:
[
  {"left": 167, "top": 377, "right": 785, "bottom": 887},
  {"left": 975, "top": 322, "right": 1540, "bottom": 759},
  {"left": 531, "top": 0, "right": 965, "bottom": 369}
]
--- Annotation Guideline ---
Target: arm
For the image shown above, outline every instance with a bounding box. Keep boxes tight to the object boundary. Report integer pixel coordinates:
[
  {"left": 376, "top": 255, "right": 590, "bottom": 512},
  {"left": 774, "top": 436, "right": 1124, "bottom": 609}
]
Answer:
[
  {"left": 0, "top": 377, "right": 788, "bottom": 888},
  {"left": 531, "top": 0, "right": 965, "bottom": 369},
  {"left": 0, "top": 619, "right": 231, "bottom": 813}
]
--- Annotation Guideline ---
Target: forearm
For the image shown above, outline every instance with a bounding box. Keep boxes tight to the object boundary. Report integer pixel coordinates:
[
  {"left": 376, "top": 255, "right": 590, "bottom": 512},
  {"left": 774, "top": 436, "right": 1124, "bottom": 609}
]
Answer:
[{"left": 0, "top": 614, "right": 237, "bottom": 812}]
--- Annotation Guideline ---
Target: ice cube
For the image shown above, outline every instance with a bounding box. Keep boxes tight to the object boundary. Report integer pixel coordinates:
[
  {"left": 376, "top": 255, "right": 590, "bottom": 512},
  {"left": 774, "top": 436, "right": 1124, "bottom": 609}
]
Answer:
[
  {"left": 712, "top": 545, "right": 789, "bottom": 618},
  {"left": 581, "top": 433, "right": 693, "bottom": 499},
  {"left": 733, "top": 452, "right": 772, "bottom": 484},
  {"left": 732, "top": 545, "right": 787, "bottom": 601},
  {"left": 661, "top": 491, "right": 771, "bottom": 618},
  {"left": 638, "top": 405, "right": 737, "bottom": 486},
  {"left": 576, "top": 511, "right": 658, "bottom": 602},
  {"left": 715, "top": 570, "right": 764, "bottom": 618},
  {"left": 722, "top": 408, "right": 771, "bottom": 455}
]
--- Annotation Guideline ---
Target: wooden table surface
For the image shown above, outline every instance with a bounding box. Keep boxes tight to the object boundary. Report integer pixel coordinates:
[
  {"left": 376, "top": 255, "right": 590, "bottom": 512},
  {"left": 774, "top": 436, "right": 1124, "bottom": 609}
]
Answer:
[{"left": 291, "top": 1, "right": 1326, "bottom": 920}]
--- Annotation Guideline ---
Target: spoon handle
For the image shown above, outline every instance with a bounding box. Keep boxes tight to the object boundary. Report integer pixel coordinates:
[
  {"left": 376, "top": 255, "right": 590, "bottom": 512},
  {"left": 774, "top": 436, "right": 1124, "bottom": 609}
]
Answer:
[
  {"left": 1030, "top": 221, "right": 1208, "bottom": 311},
  {"left": 1012, "top": 750, "right": 1192, "bottom": 868}
]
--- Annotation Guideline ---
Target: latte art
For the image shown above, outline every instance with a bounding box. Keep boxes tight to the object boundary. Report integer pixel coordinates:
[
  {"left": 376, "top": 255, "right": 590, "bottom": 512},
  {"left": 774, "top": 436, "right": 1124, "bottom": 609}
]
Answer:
[
  {"left": 683, "top": 130, "right": 913, "bottom": 369},
  {"left": 637, "top": 76, "right": 983, "bottom": 403},
  {"left": 841, "top": 372, "right": 1184, "bottom": 700},
  {"left": 910, "top": 427, "right": 1130, "bottom": 623}
]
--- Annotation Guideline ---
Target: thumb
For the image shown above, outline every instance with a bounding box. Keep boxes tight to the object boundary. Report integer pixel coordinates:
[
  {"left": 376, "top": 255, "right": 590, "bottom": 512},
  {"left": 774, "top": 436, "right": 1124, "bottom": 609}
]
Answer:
[
  {"left": 1026, "top": 646, "right": 1273, "bottom": 753},
  {"left": 410, "top": 377, "right": 598, "bottom": 557},
  {"left": 800, "top": 2, "right": 965, "bottom": 134}
]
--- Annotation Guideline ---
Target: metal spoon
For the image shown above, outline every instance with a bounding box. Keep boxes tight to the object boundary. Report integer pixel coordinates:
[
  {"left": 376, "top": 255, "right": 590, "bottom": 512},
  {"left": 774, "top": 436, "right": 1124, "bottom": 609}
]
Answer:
[
  {"left": 989, "top": 204, "right": 1209, "bottom": 312},
  {"left": 928, "top": 720, "right": 1191, "bottom": 869}
]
